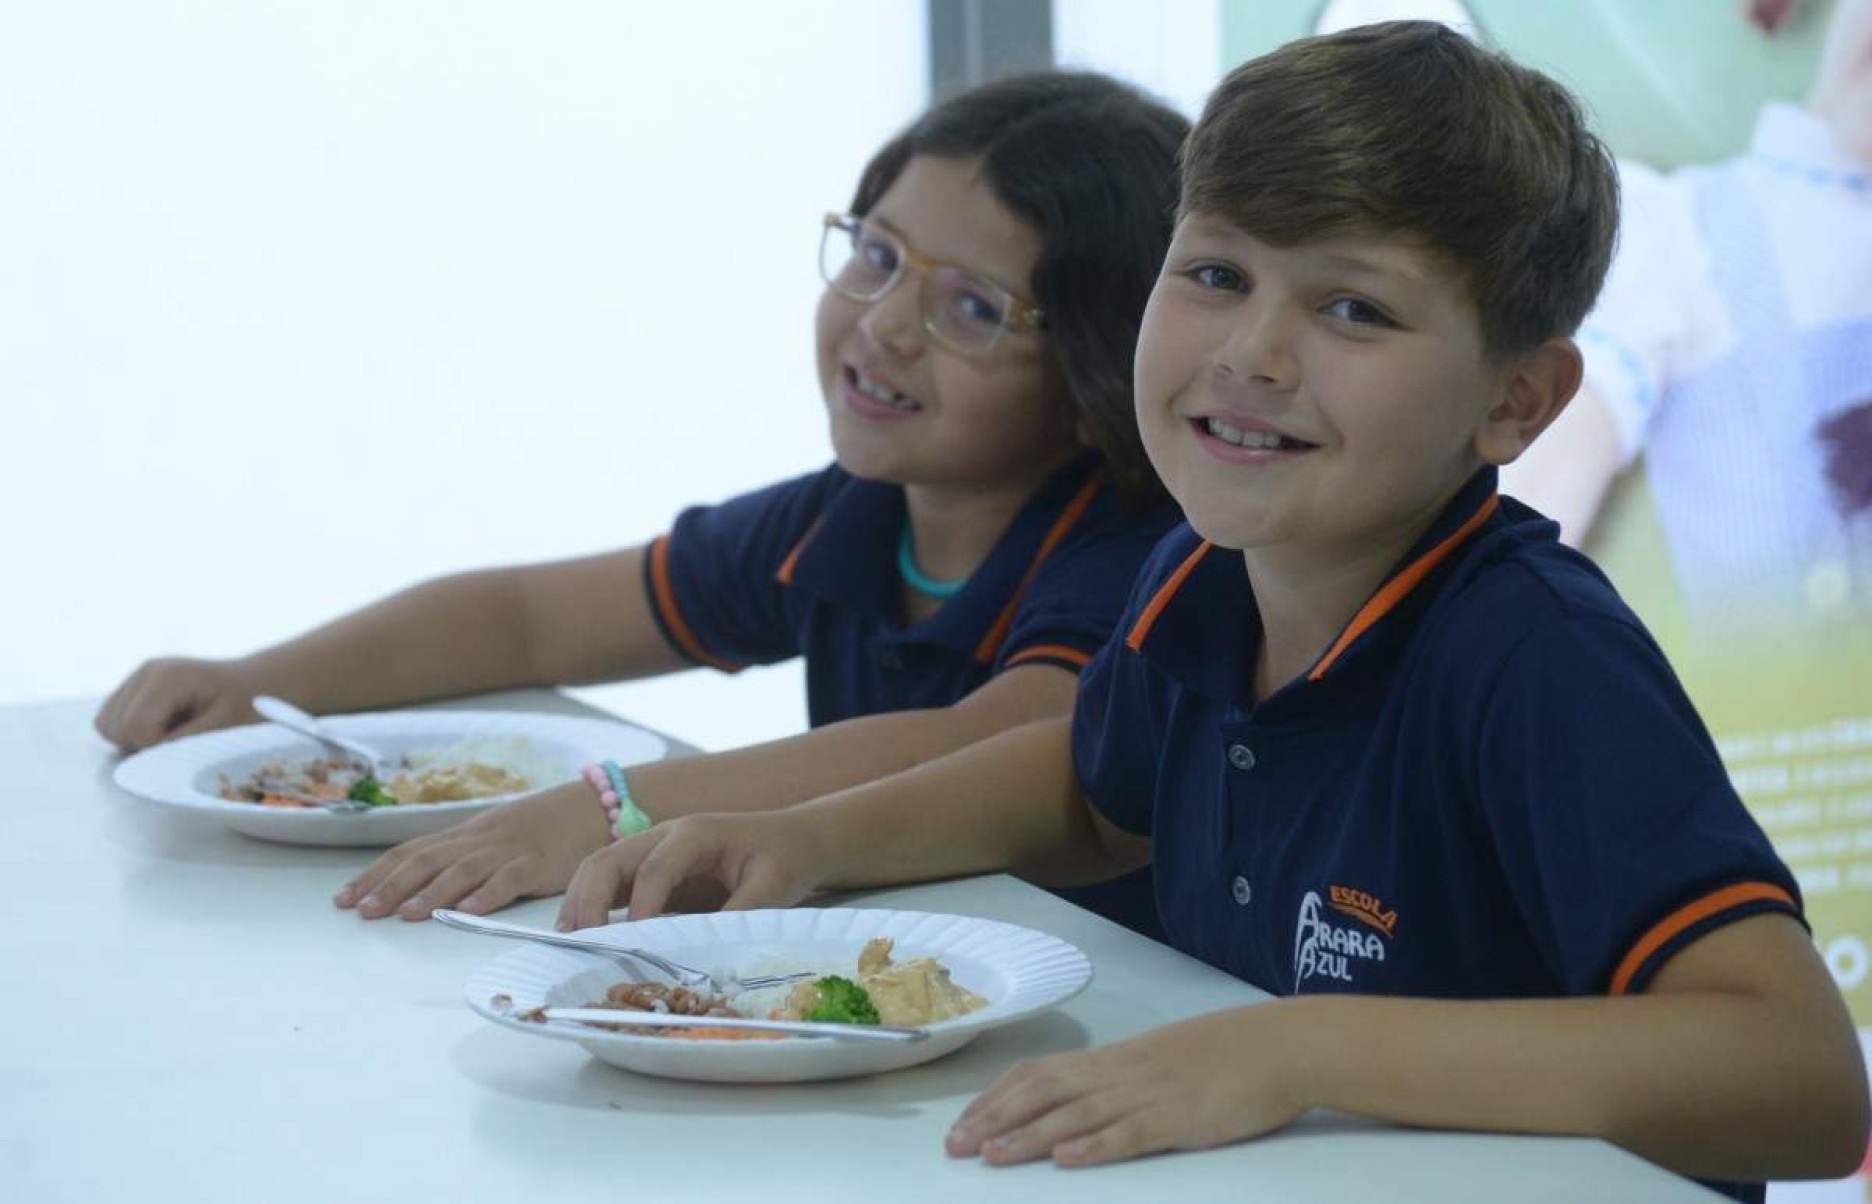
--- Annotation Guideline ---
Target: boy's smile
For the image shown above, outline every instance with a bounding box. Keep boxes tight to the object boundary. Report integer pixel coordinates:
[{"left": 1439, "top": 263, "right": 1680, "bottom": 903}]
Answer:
[{"left": 1135, "top": 217, "right": 1513, "bottom": 571}]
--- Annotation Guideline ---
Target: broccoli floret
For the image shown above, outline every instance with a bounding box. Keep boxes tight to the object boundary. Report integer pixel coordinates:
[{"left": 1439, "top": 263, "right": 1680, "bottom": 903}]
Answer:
[
  {"left": 800, "top": 975, "right": 880, "bottom": 1025},
  {"left": 346, "top": 776, "right": 399, "bottom": 807}
]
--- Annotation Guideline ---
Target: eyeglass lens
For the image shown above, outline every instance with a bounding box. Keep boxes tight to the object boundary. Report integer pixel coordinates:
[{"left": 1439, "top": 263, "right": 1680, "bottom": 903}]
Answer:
[{"left": 820, "top": 218, "right": 1014, "bottom": 354}]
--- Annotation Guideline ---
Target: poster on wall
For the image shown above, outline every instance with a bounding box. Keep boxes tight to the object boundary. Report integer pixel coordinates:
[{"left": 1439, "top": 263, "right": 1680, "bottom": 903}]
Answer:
[{"left": 1220, "top": 0, "right": 1872, "bottom": 1195}]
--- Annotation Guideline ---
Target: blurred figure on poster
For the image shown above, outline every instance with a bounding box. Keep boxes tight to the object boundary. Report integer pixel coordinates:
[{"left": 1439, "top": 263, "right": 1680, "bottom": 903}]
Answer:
[{"left": 1500, "top": 0, "right": 1872, "bottom": 634}]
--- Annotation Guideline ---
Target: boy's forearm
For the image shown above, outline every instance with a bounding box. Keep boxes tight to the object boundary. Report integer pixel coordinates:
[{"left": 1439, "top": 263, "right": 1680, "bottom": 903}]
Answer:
[
  {"left": 790, "top": 717, "right": 1136, "bottom": 893},
  {"left": 1273, "top": 988, "right": 1863, "bottom": 1181}
]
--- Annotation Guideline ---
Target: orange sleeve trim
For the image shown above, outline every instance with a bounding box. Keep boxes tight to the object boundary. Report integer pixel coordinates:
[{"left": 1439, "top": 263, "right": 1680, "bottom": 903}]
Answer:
[
  {"left": 1004, "top": 643, "right": 1095, "bottom": 671},
  {"left": 774, "top": 515, "right": 826, "bottom": 587},
  {"left": 972, "top": 471, "right": 1106, "bottom": 665},
  {"left": 647, "top": 536, "right": 743, "bottom": 673},
  {"left": 1307, "top": 494, "right": 1500, "bottom": 682},
  {"left": 1609, "top": 881, "right": 1798, "bottom": 996},
  {"left": 1124, "top": 540, "right": 1214, "bottom": 652}
]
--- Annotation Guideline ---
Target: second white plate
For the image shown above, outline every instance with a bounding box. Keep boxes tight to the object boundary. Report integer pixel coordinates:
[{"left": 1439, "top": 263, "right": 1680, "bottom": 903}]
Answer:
[{"left": 112, "top": 709, "right": 668, "bottom": 846}]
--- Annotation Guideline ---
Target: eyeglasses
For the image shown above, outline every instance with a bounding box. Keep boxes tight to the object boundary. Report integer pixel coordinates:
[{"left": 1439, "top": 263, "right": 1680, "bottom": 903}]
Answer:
[{"left": 819, "top": 213, "right": 1046, "bottom": 357}]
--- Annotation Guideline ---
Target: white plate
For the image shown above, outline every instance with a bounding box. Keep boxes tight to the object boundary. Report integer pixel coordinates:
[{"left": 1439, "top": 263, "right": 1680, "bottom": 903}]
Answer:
[
  {"left": 112, "top": 710, "right": 667, "bottom": 847},
  {"left": 463, "top": 908, "right": 1093, "bottom": 1083}
]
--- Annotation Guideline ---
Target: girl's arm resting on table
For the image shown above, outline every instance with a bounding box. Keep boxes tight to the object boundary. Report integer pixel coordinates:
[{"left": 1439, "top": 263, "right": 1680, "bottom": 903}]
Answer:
[
  {"left": 337, "top": 663, "right": 1089, "bottom": 919},
  {"left": 624, "top": 662, "right": 1079, "bottom": 820},
  {"left": 953, "top": 911, "right": 1870, "bottom": 1182},
  {"left": 98, "top": 546, "right": 685, "bottom": 750},
  {"left": 557, "top": 715, "right": 1150, "bottom": 928}
]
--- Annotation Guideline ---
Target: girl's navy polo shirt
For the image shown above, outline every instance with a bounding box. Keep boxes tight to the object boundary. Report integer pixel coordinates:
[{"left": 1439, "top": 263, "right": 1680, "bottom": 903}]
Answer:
[
  {"left": 1073, "top": 466, "right": 1801, "bottom": 1002},
  {"left": 644, "top": 451, "right": 1178, "bottom": 938}
]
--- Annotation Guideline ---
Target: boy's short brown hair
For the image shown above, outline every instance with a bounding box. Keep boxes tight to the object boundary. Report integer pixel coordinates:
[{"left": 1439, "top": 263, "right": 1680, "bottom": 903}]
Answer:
[{"left": 1182, "top": 20, "right": 1618, "bottom": 360}]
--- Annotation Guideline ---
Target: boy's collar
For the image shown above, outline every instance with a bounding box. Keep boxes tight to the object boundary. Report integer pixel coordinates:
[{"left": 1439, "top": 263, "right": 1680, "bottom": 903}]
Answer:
[
  {"left": 780, "top": 451, "right": 1112, "bottom": 663},
  {"left": 1129, "top": 467, "right": 1503, "bottom": 703}
]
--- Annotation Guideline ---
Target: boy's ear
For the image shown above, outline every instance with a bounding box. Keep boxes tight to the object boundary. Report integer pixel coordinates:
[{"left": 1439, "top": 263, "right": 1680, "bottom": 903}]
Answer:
[{"left": 1474, "top": 337, "right": 1583, "bottom": 466}]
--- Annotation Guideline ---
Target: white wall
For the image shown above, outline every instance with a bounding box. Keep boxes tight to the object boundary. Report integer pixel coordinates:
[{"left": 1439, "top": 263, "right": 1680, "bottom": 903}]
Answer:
[
  {"left": 1052, "top": 0, "right": 1222, "bottom": 119},
  {"left": 1, "top": 1, "right": 926, "bottom": 750}
]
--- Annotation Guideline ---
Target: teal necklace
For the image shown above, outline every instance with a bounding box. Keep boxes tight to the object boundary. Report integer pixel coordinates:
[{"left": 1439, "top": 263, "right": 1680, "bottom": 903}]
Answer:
[{"left": 897, "top": 522, "right": 969, "bottom": 599}]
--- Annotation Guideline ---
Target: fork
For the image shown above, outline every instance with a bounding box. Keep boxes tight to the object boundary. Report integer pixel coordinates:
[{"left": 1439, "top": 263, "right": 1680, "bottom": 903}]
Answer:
[
  {"left": 431, "top": 909, "right": 819, "bottom": 993},
  {"left": 252, "top": 694, "right": 397, "bottom": 780}
]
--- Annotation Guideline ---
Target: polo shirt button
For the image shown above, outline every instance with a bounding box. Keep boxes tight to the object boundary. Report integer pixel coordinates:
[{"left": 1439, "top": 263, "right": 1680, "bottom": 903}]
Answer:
[
  {"left": 1227, "top": 743, "right": 1257, "bottom": 771},
  {"left": 1231, "top": 875, "right": 1252, "bottom": 906},
  {"left": 875, "top": 647, "right": 905, "bottom": 672}
]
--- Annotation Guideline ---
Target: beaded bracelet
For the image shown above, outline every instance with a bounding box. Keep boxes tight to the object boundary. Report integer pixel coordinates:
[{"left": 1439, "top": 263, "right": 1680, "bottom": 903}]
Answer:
[{"left": 579, "top": 760, "right": 653, "bottom": 840}]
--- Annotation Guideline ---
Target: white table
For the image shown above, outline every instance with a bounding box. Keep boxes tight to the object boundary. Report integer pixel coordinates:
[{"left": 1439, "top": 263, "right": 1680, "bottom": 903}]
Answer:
[{"left": 0, "top": 693, "right": 1721, "bottom": 1203}]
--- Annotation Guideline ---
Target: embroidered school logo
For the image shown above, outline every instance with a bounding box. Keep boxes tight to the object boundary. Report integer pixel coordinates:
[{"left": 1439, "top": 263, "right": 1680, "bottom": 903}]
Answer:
[
  {"left": 1328, "top": 885, "right": 1398, "bottom": 938},
  {"left": 1293, "top": 886, "right": 1395, "bottom": 988}
]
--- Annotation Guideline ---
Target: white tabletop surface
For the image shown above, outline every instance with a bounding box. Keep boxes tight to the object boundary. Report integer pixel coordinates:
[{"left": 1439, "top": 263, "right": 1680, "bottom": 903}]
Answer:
[{"left": 0, "top": 692, "right": 1721, "bottom": 1203}]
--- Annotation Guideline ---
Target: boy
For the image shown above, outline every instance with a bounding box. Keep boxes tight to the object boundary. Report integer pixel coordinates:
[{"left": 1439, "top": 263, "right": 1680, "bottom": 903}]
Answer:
[{"left": 555, "top": 22, "right": 1868, "bottom": 1199}]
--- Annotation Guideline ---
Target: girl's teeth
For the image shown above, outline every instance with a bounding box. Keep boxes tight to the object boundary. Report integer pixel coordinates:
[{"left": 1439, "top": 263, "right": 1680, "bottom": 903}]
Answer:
[
  {"left": 1204, "top": 417, "right": 1302, "bottom": 450},
  {"left": 854, "top": 370, "right": 916, "bottom": 410}
]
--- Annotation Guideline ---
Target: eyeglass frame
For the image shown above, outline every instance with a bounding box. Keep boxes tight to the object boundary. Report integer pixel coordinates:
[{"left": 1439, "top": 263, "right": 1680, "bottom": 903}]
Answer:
[{"left": 819, "top": 212, "right": 1047, "bottom": 356}]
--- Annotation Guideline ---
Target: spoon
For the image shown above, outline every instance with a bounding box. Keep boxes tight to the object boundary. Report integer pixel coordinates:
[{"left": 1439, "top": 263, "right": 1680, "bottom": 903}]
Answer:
[{"left": 251, "top": 695, "right": 395, "bottom": 779}]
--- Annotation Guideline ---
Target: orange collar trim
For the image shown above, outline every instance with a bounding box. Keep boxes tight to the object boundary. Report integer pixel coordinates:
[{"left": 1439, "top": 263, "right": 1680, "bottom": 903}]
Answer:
[
  {"left": 1124, "top": 539, "right": 1215, "bottom": 652},
  {"left": 1305, "top": 493, "right": 1500, "bottom": 682}
]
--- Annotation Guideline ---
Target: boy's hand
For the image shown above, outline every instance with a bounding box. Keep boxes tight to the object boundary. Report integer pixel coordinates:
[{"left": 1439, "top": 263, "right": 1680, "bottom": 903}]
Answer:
[
  {"left": 945, "top": 1005, "right": 1312, "bottom": 1168},
  {"left": 556, "top": 812, "right": 824, "bottom": 930},
  {"left": 94, "top": 657, "right": 261, "bottom": 752},
  {"left": 334, "top": 780, "right": 609, "bottom": 920}
]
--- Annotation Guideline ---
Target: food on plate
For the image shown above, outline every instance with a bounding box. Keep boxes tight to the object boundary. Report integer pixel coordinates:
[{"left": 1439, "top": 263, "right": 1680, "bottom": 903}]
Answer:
[
  {"left": 524, "top": 938, "right": 987, "bottom": 1040},
  {"left": 217, "top": 735, "right": 550, "bottom": 807},
  {"left": 781, "top": 938, "right": 988, "bottom": 1027},
  {"left": 788, "top": 975, "right": 881, "bottom": 1025}
]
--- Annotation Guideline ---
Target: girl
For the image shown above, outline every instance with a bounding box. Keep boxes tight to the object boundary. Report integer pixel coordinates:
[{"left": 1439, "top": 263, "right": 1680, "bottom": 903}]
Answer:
[{"left": 95, "top": 71, "right": 1188, "bottom": 936}]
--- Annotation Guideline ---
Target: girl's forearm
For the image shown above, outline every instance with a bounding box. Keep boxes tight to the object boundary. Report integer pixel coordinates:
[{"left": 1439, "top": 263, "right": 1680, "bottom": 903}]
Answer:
[
  {"left": 235, "top": 569, "right": 542, "bottom": 713},
  {"left": 626, "top": 691, "right": 1065, "bottom": 821},
  {"left": 790, "top": 717, "right": 1140, "bottom": 894},
  {"left": 236, "top": 548, "right": 685, "bottom": 713}
]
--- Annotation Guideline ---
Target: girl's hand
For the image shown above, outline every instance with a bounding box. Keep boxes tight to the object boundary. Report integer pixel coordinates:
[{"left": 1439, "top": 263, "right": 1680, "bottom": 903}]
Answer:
[
  {"left": 556, "top": 812, "right": 825, "bottom": 930},
  {"left": 944, "top": 1005, "right": 1314, "bottom": 1168},
  {"left": 94, "top": 657, "right": 261, "bottom": 752},
  {"left": 334, "top": 780, "right": 610, "bottom": 920}
]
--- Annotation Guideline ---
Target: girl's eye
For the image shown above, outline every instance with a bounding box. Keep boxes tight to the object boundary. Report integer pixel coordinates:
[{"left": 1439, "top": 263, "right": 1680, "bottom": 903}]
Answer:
[
  {"left": 1324, "top": 296, "right": 1393, "bottom": 327},
  {"left": 858, "top": 236, "right": 900, "bottom": 274},
  {"left": 1187, "top": 263, "right": 1244, "bottom": 292},
  {"left": 951, "top": 288, "right": 1005, "bottom": 329}
]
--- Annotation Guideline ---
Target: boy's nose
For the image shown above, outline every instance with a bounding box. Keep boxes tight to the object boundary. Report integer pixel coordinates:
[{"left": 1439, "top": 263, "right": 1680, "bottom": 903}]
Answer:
[{"left": 1214, "top": 304, "right": 1298, "bottom": 391}]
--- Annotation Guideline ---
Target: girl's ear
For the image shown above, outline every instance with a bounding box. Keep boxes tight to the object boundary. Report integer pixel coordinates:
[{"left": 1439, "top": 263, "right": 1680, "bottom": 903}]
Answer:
[{"left": 1474, "top": 337, "right": 1583, "bottom": 467}]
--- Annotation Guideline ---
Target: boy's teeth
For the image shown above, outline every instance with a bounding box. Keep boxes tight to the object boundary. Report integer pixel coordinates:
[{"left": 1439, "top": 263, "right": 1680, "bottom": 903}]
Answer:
[
  {"left": 853, "top": 369, "right": 917, "bottom": 410},
  {"left": 1204, "top": 417, "right": 1298, "bottom": 449}
]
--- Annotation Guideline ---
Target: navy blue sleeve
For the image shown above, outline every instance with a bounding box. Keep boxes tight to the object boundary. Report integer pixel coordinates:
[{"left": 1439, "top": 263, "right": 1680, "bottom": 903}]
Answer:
[
  {"left": 995, "top": 503, "right": 1180, "bottom": 677},
  {"left": 1069, "top": 527, "right": 1199, "bottom": 836},
  {"left": 645, "top": 467, "right": 845, "bottom": 671},
  {"left": 1472, "top": 612, "right": 1802, "bottom": 996}
]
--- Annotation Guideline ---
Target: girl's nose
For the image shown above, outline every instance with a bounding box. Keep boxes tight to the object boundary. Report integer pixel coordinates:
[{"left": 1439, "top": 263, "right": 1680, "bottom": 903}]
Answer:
[{"left": 855, "top": 273, "right": 926, "bottom": 357}]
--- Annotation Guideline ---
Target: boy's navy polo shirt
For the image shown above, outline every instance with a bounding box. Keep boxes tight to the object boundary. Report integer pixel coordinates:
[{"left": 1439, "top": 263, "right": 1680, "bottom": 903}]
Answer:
[
  {"left": 1073, "top": 467, "right": 1801, "bottom": 994},
  {"left": 1073, "top": 468, "right": 1799, "bottom": 1201},
  {"left": 645, "top": 450, "right": 1177, "bottom": 939}
]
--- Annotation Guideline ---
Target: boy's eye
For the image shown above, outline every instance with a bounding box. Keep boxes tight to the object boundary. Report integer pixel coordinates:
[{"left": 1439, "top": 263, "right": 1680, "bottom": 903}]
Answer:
[
  {"left": 1187, "top": 263, "right": 1244, "bottom": 292},
  {"left": 1323, "top": 296, "right": 1393, "bottom": 327}
]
